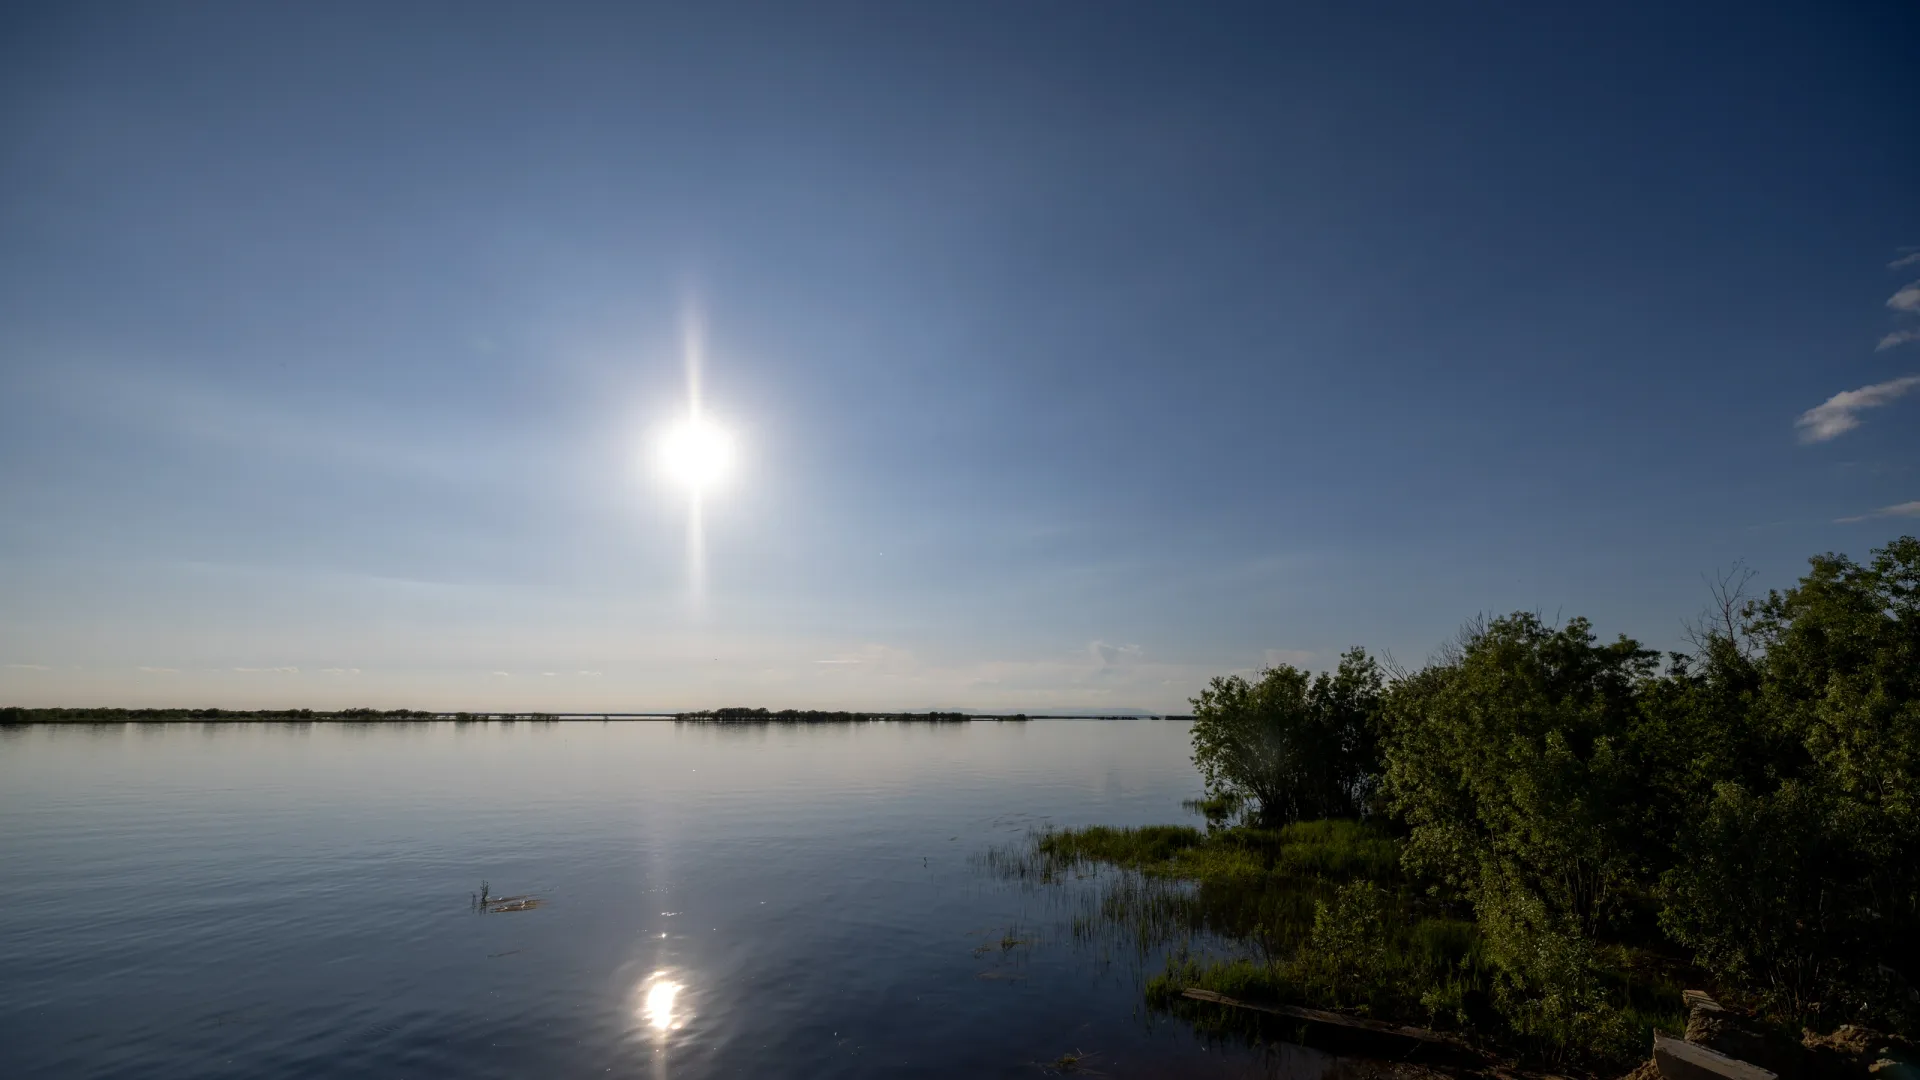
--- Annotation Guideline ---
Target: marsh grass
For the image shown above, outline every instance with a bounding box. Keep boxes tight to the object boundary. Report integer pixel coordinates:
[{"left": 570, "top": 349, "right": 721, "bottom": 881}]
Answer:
[{"left": 992, "top": 820, "right": 1687, "bottom": 1070}]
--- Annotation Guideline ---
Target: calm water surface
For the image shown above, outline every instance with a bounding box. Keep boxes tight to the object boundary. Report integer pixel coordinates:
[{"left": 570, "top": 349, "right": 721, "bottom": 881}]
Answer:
[{"left": 0, "top": 720, "right": 1327, "bottom": 1079}]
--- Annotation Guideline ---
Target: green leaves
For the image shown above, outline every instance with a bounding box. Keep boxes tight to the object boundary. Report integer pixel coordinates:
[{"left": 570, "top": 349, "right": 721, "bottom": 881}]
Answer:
[
  {"left": 1172, "top": 534, "right": 1920, "bottom": 1053},
  {"left": 1188, "top": 648, "right": 1384, "bottom": 826},
  {"left": 1656, "top": 537, "right": 1920, "bottom": 1027},
  {"left": 1381, "top": 613, "right": 1654, "bottom": 938}
]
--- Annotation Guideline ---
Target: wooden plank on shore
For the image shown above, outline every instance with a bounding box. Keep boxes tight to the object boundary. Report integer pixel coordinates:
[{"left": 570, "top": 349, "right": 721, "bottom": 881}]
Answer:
[
  {"left": 1178, "top": 988, "right": 1450, "bottom": 1044},
  {"left": 1653, "top": 1033, "right": 1777, "bottom": 1080}
]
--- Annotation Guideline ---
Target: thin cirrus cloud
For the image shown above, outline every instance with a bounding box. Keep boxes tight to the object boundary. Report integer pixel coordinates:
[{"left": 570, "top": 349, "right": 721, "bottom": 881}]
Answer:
[
  {"left": 1835, "top": 500, "right": 1920, "bottom": 524},
  {"left": 1890, "top": 280, "right": 1920, "bottom": 314},
  {"left": 1878, "top": 267, "right": 1920, "bottom": 349},
  {"left": 1089, "top": 641, "right": 1143, "bottom": 668},
  {"left": 232, "top": 666, "right": 300, "bottom": 674},
  {"left": 1795, "top": 375, "right": 1920, "bottom": 443}
]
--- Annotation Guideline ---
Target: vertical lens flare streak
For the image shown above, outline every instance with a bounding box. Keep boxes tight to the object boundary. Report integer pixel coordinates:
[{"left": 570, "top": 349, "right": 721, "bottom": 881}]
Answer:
[{"left": 651, "top": 309, "right": 736, "bottom": 607}]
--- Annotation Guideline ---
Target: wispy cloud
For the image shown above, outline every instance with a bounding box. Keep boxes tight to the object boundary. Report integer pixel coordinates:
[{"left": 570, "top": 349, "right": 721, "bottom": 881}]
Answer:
[
  {"left": 1891, "top": 280, "right": 1920, "bottom": 314},
  {"left": 319, "top": 667, "right": 361, "bottom": 675},
  {"left": 811, "top": 645, "right": 916, "bottom": 670},
  {"left": 137, "top": 666, "right": 179, "bottom": 673},
  {"left": 1836, "top": 500, "right": 1920, "bottom": 524},
  {"left": 1264, "top": 648, "right": 1316, "bottom": 668},
  {"left": 1089, "top": 641, "right": 1143, "bottom": 668},
  {"left": 233, "top": 666, "right": 299, "bottom": 673},
  {"left": 576, "top": 670, "right": 602, "bottom": 677},
  {"left": 4, "top": 663, "right": 50, "bottom": 671},
  {"left": 1881, "top": 258, "right": 1920, "bottom": 347},
  {"left": 491, "top": 671, "right": 511, "bottom": 677},
  {"left": 1796, "top": 375, "right": 1920, "bottom": 443}
]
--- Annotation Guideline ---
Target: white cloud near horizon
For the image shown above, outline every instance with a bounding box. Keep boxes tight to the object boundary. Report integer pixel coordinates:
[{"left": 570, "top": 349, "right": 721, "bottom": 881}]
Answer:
[
  {"left": 1796, "top": 375, "right": 1920, "bottom": 442},
  {"left": 4, "top": 663, "right": 50, "bottom": 671},
  {"left": 1891, "top": 252, "right": 1920, "bottom": 271},
  {"left": 1836, "top": 500, "right": 1920, "bottom": 524},
  {"left": 1890, "top": 280, "right": 1920, "bottom": 313}
]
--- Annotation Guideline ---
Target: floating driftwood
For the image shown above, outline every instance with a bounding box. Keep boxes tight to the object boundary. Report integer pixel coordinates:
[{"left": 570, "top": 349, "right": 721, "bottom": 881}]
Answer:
[
  {"left": 1179, "top": 988, "right": 1456, "bottom": 1046},
  {"left": 472, "top": 882, "right": 544, "bottom": 914}
]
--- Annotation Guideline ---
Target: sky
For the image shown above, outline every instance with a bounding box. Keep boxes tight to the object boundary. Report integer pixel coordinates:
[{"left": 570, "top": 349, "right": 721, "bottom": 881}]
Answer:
[{"left": 2, "top": 2, "right": 1917, "bottom": 713}]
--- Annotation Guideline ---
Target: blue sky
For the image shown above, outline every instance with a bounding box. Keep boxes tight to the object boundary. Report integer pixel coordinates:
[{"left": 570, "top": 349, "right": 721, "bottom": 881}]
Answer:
[{"left": 2, "top": 2, "right": 1917, "bottom": 712}]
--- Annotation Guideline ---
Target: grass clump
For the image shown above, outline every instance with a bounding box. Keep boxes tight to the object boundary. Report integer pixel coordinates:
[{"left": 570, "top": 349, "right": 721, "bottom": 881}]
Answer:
[
  {"left": 1037, "top": 825, "right": 1202, "bottom": 869},
  {"left": 1033, "top": 819, "right": 1397, "bottom": 884}
]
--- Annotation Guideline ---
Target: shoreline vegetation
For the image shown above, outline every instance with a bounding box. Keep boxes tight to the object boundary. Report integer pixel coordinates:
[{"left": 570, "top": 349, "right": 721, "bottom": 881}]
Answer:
[
  {"left": 0, "top": 706, "right": 1179, "bottom": 724},
  {"left": 995, "top": 535, "right": 1919, "bottom": 1077}
]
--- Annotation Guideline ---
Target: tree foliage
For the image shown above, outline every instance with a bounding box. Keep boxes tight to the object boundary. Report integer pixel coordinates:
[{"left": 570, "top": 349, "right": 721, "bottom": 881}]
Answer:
[
  {"left": 1657, "top": 537, "right": 1920, "bottom": 1023},
  {"left": 1189, "top": 647, "right": 1383, "bottom": 826},
  {"left": 1179, "top": 534, "right": 1920, "bottom": 1053},
  {"left": 1381, "top": 613, "right": 1657, "bottom": 937}
]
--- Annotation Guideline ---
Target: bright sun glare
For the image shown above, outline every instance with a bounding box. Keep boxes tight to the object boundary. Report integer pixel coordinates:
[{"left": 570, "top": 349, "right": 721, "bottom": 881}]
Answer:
[
  {"left": 642, "top": 976, "right": 683, "bottom": 1031},
  {"left": 656, "top": 415, "right": 735, "bottom": 493}
]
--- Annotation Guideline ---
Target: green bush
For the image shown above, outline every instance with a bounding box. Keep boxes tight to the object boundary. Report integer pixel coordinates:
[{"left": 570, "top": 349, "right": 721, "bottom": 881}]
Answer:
[
  {"left": 1081, "top": 535, "right": 1918, "bottom": 1065},
  {"left": 1300, "top": 881, "right": 1392, "bottom": 1005},
  {"left": 1189, "top": 648, "right": 1384, "bottom": 826},
  {"left": 1656, "top": 538, "right": 1920, "bottom": 1027}
]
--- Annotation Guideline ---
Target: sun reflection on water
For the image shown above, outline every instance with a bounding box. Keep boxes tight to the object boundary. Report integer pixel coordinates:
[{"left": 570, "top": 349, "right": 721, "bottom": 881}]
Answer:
[{"left": 640, "top": 972, "right": 686, "bottom": 1033}]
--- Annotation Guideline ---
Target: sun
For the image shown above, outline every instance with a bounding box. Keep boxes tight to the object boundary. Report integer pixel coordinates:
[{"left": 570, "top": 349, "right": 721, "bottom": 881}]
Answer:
[{"left": 656, "top": 415, "right": 735, "bottom": 492}]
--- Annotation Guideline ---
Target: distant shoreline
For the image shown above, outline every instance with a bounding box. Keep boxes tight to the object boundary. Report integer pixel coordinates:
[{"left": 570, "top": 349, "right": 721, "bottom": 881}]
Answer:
[{"left": 1, "top": 707, "right": 1190, "bottom": 724}]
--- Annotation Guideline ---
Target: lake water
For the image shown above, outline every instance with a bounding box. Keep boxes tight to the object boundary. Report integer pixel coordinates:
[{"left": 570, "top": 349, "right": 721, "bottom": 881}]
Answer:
[{"left": 0, "top": 720, "right": 1329, "bottom": 1079}]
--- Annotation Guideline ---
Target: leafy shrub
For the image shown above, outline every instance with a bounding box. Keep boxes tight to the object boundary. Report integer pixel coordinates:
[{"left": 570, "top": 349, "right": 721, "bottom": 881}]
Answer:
[
  {"left": 1190, "top": 648, "right": 1384, "bottom": 826},
  {"left": 1122, "top": 535, "right": 1920, "bottom": 1065},
  {"left": 1300, "top": 881, "right": 1392, "bottom": 1005}
]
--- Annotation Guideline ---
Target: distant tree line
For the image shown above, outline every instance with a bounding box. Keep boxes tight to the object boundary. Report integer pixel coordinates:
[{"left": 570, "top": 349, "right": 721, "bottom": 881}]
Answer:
[
  {"left": 0, "top": 707, "right": 441, "bottom": 723},
  {"left": 1189, "top": 535, "right": 1919, "bottom": 1040},
  {"left": 0, "top": 706, "right": 1045, "bottom": 725}
]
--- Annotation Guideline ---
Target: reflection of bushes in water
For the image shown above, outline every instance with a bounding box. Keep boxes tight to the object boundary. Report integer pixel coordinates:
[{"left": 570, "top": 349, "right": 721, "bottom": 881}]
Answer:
[{"left": 1006, "top": 821, "right": 1685, "bottom": 1069}]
